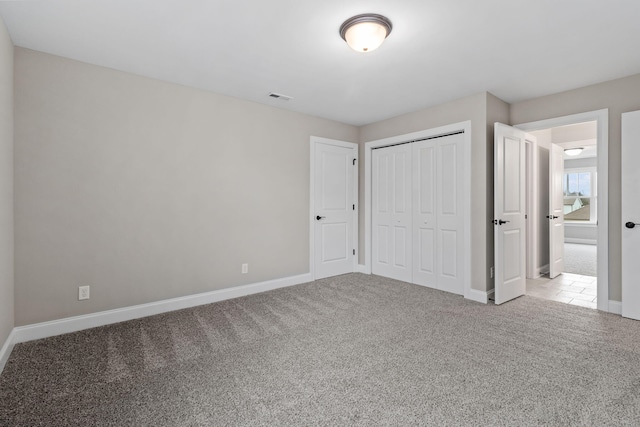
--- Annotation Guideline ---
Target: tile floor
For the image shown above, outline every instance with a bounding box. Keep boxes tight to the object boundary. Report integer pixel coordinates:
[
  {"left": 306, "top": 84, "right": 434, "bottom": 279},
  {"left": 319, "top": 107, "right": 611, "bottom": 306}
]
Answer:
[{"left": 526, "top": 272, "right": 597, "bottom": 309}]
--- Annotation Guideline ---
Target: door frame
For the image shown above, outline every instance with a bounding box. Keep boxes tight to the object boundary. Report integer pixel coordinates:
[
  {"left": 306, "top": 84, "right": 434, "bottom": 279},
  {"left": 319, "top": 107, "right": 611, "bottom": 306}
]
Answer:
[
  {"left": 309, "top": 136, "right": 359, "bottom": 280},
  {"left": 525, "top": 138, "right": 538, "bottom": 279},
  {"left": 363, "top": 121, "right": 472, "bottom": 300},
  {"left": 515, "top": 109, "right": 609, "bottom": 312}
]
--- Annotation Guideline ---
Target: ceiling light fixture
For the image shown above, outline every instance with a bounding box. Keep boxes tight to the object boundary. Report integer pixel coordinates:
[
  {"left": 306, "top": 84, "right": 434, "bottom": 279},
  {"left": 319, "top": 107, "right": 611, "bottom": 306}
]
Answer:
[
  {"left": 564, "top": 148, "right": 584, "bottom": 156},
  {"left": 339, "top": 14, "right": 392, "bottom": 53}
]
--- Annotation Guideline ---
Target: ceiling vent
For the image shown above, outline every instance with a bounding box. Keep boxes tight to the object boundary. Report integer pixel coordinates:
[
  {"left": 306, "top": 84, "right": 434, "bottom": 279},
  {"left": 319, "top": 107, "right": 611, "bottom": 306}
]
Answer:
[{"left": 268, "top": 92, "right": 293, "bottom": 101}]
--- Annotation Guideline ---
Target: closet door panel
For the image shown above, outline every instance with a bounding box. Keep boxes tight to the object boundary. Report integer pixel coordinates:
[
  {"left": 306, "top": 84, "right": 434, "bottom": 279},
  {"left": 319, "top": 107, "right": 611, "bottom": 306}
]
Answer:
[
  {"left": 372, "top": 145, "right": 412, "bottom": 282},
  {"left": 436, "top": 134, "right": 465, "bottom": 295},
  {"left": 412, "top": 141, "right": 437, "bottom": 288}
]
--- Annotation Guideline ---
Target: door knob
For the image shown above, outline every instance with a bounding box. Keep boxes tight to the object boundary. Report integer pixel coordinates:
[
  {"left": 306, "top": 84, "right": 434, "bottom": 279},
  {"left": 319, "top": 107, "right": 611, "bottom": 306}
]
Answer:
[
  {"left": 546, "top": 215, "right": 559, "bottom": 219},
  {"left": 316, "top": 215, "right": 325, "bottom": 221},
  {"left": 498, "top": 219, "right": 510, "bottom": 225},
  {"left": 626, "top": 221, "right": 640, "bottom": 229}
]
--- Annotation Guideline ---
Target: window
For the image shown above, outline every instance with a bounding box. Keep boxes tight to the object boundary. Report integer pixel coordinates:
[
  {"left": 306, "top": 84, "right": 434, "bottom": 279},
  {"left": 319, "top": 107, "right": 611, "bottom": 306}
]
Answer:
[{"left": 563, "top": 168, "right": 597, "bottom": 223}]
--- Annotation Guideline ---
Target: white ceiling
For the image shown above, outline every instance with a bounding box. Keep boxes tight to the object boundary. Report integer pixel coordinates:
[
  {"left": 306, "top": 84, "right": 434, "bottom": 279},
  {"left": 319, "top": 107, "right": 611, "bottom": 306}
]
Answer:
[{"left": 1, "top": 0, "right": 639, "bottom": 126}]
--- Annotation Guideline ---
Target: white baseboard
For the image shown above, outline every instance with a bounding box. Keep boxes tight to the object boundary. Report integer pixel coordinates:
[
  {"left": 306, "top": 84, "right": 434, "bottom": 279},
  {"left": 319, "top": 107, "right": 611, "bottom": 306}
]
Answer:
[
  {"left": 13, "top": 273, "right": 312, "bottom": 345},
  {"left": 355, "top": 264, "right": 367, "bottom": 274},
  {"left": 608, "top": 300, "right": 622, "bottom": 315},
  {"left": 0, "top": 328, "right": 16, "bottom": 375},
  {"left": 565, "top": 238, "right": 597, "bottom": 245},
  {"left": 466, "top": 288, "right": 492, "bottom": 304}
]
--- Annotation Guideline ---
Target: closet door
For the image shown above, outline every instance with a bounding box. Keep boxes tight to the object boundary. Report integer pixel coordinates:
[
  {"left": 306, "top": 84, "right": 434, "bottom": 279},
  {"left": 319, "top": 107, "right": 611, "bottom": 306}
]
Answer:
[
  {"left": 412, "top": 140, "right": 437, "bottom": 288},
  {"left": 372, "top": 144, "right": 412, "bottom": 282},
  {"left": 412, "top": 134, "right": 465, "bottom": 294},
  {"left": 435, "top": 133, "right": 465, "bottom": 295}
]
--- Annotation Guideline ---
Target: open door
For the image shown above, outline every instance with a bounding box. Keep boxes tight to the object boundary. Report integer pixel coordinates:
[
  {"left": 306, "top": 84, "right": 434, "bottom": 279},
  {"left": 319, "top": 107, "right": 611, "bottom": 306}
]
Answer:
[
  {"left": 622, "top": 110, "right": 640, "bottom": 320},
  {"left": 548, "top": 143, "right": 565, "bottom": 278},
  {"left": 494, "top": 123, "right": 531, "bottom": 305}
]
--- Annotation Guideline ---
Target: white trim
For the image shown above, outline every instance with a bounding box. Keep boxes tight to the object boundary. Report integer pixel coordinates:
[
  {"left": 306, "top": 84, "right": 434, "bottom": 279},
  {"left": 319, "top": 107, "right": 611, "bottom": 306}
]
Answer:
[
  {"left": 355, "top": 264, "right": 367, "bottom": 274},
  {"left": 0, "top": 328, "right": 16, "bottom": 375},
  {"left": 525, "top": 137, "right": 538, "bottom": 279},
  {"left": 364, "top": 121, "right": 472, "bottom": 300},
  {"left": 608, "top": 300, "right": 622, "bottom": 315},
  {"left": 565, "top": 238, "right": 597, "bottom": 245},
  {"left": 515, "top": 109, "right": 609, "bottom": 312},
  {"left": 13, "top": 273, "right": 312, "bottom": 344},
  {"left": 467, "top": 288, "right": 491, "bottom": 304},
  {"left": 309, "top": 136, "right": 358, "bottom": 280}
]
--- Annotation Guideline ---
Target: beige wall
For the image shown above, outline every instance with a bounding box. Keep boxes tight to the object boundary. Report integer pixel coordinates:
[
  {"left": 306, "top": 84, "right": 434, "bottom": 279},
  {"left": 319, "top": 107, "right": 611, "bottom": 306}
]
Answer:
[
  {"left": 14, "top": 48, "right": 358, "bottom": 326},
  {"left": 358, "top": 92, "right": 492, "bottom": 292},
  {"left": 511, "top": 73, "right": 640, "bottom": 301},
  {"left": 0, "top": 17, "right": 13, "bottom": 345}
]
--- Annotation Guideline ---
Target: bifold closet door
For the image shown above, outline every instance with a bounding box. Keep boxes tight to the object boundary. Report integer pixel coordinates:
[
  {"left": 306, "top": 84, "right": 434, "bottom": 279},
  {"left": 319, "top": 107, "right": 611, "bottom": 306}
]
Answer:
[
  {"left": 434, "top": 133, "right": 465, "bottom": 294},
  {"left": 412, "top": 141, "right": 437, "bottom": 287},
  {"left": 412, "top": 134, "right": 465, "bottom": 294},
  {"left": 372, "top": 144, "right": 412, "bottom": 282},
  {"left": 372, "top": 133, "right": 464, "bottom": 294}
]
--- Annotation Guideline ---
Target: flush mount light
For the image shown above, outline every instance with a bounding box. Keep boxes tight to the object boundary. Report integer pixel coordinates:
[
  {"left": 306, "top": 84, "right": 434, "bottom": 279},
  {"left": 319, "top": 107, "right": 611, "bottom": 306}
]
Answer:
[
  {"left": 564, "top": 148, "right": 584, "bottom": 156},
  {"left": 339, "top": 14, "right": 392, "bottom": 53}
]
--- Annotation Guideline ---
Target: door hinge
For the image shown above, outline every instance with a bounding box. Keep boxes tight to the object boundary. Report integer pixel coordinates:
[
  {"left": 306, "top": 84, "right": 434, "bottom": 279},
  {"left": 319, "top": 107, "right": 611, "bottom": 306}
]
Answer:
[
  {"left": 525, "top": 214, "right": 528, "bottom": 219},
  {"left": 353, "top": 204, "right": 355, "bottom": 210},
  {"left": 353, "top": 158, "right": 356, "bottom": 165},
  {"left": 353, "top": 249, "right": 356, "bottom": 255}
]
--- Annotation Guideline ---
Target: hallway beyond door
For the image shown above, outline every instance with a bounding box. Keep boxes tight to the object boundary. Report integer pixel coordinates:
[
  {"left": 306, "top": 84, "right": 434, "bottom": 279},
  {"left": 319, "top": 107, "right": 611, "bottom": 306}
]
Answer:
[{"left": 527, "top": 273, "right": 597, "bottom": 309}]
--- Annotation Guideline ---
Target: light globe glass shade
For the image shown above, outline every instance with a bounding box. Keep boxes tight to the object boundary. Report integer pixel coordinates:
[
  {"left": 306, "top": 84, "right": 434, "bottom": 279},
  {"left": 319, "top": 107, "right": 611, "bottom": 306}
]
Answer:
[
  {"left": 564, "top": 148, "right": 584, "bottom": 156},
  {"left": 344, "top": 21, "right": 388, "bottom": 52}
]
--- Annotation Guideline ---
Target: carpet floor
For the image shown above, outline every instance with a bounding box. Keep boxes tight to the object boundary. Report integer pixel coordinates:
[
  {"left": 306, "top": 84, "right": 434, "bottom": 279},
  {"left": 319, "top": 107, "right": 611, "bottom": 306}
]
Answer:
[
  {"left": 564, "top": 243, "right": 597, "bottom": 277},
  {"left": 2, "top": 274, "right": 640, "bottom": 426}
]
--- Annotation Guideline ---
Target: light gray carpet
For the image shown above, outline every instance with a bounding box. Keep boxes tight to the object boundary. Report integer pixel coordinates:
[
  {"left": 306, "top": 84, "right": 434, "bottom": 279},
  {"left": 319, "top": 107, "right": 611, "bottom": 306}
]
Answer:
[
  {"left": 564, "top": 243, "right": 597, "bottom": 276},
  {"left": 2, "top": 273, "right": 640, "bottom": 426}
]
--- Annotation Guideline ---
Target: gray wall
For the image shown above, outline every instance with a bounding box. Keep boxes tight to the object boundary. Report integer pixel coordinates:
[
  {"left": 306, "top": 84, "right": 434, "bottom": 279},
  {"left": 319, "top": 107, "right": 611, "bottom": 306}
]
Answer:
[
  {"left": 0, "top": 17, "right": 13, "bottom": 346},
  {"left": 565, "top": 224, "right": 597, "bottom": 243},
  {"left": 358, "top": 92, "right": 491, "bottom": 292},
  {"left": 511, "top": 73, "right": 640, "bottom": 301},
  {"left": 14, "top": 48, "right": 358, "bottom": 326},
  {"left": 565, "top": 157, "right": 597, "bottom": 169}
]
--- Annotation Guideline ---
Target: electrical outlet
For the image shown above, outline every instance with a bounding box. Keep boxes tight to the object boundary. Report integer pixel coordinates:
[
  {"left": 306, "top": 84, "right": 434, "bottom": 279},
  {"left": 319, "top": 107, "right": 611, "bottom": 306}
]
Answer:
[
  {"left": 78, "top": 285, "right": 90, "bottom": 301},
  {"left": 490, "top": 267, "right": 495, "bottom": 279},
  {"left": 242, "top": 263, "right": 248, "bottom": 274}
]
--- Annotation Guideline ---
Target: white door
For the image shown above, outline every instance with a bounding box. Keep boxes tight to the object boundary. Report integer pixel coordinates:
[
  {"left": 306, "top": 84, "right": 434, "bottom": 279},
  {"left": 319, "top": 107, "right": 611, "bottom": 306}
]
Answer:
[
  {"left": 622, "top": 110, "right": 640, "bottom": 320},
  {"left": 412, "top": 140, "right": 437, "bottom": 287},
  {"left": 412, "top": 134, "right": 465, "bottom": 294},
  {"left": 494, "top": 123, "right": 529, "bottom": 304},
  {"left": 372, "top": 144, "right": 412, "bottom": 282},
  {"left": 314, "top": 141, "right": 356, "bottom": 279},
  {"left": 549, "top": 143, "right": 565, "bottom": 278}
]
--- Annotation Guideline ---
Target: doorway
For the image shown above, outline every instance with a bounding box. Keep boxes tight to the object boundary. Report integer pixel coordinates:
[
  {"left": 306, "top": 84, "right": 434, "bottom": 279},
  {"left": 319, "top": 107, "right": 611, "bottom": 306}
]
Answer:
[{"left": 516, "top": 110, "right": 608, "bottom": 311}]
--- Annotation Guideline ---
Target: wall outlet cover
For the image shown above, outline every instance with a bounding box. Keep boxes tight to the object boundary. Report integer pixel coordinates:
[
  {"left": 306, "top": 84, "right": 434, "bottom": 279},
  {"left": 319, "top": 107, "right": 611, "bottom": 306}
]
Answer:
[{"left": 78, "top": 285, "right": 90, "bottom": 301}]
